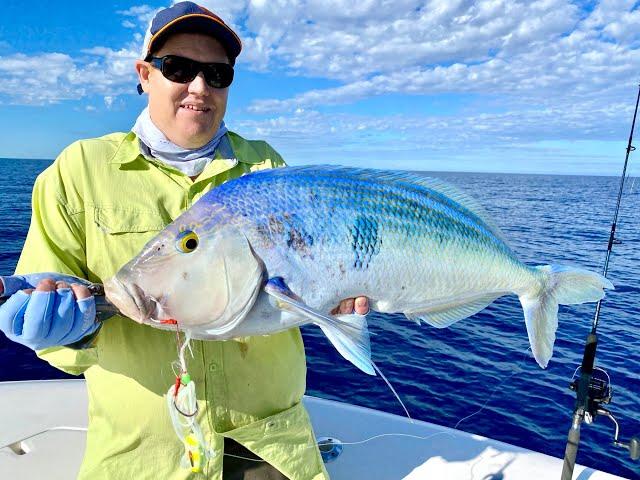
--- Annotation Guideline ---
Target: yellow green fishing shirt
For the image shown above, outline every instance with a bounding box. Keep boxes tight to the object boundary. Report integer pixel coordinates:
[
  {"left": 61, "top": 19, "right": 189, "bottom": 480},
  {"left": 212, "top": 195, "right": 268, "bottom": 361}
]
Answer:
[{"left": 15, "top": 131, "right": 329, "bottom": 480}]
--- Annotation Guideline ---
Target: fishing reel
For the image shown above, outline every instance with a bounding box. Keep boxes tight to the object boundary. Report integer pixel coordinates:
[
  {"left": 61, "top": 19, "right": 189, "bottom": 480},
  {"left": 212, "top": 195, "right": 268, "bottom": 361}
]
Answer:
[
  {"left": 569, "top": 366, "right": 640, "bottom": 460},
  {"left": 569, "top": 366, "right": 612, "bottom": 418}
]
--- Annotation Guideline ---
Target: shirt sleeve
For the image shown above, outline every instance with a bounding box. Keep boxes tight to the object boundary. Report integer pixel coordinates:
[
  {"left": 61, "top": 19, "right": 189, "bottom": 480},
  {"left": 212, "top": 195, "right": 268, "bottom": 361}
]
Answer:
[
  {"left": 16, "top": 147, "right": 87, "bottom": 278},
  {"left": 14, "top": 145, "right": 99, "bottom": 375}
]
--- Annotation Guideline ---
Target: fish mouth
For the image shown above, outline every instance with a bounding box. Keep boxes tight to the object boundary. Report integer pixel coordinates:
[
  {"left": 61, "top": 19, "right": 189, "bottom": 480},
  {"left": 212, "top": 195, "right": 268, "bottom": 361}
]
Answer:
[{"left": 104, "top": 276, "right": 162, "bottom": 324}]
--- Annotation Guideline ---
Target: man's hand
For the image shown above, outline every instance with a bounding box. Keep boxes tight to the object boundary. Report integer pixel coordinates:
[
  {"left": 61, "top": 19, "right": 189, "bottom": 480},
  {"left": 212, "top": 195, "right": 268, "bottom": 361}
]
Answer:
[
  {"left": 0, "top": 278, "right": 98, "bottom": 350},
  {"left": 331, "top": 296, "right": 369, "bottom": 316}
]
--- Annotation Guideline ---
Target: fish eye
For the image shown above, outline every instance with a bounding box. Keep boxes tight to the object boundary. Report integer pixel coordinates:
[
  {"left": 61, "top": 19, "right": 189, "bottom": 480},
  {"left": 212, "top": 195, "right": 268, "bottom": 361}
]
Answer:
[{"left": 176, "top": 230, "right": 199, "bottom": 253}]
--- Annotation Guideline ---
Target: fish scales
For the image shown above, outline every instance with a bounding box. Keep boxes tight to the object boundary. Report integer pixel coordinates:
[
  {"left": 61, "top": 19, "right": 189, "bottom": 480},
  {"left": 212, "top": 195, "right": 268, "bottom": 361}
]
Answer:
[
  {"left": 210, "top": 167, "right": 501, "bottom": 250},
  {"left": 193, "top": 167, "right": 529, "bottom": 311}
]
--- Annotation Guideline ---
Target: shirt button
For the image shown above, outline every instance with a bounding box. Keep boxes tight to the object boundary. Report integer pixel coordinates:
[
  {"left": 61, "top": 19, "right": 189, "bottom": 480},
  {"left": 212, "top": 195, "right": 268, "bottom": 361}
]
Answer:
[{"left": 209, "top": 363, "right": 218, "bottom": 372}]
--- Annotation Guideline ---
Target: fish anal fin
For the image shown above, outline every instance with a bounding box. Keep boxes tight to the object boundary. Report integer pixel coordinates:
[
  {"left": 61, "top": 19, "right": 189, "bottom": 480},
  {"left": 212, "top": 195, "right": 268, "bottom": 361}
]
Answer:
[
  {"left": 405, "top": 293, "right": 502, "bottom": 328},
  {"left": 264, "top": 278, "right": 374, "bottom": 375}
]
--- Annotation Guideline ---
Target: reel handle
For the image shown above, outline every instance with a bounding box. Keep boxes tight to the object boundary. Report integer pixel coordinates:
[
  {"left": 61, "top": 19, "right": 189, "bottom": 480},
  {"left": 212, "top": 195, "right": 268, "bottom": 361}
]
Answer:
[{"left": 630, "top": 436, "right": 639, "bottom": 461}]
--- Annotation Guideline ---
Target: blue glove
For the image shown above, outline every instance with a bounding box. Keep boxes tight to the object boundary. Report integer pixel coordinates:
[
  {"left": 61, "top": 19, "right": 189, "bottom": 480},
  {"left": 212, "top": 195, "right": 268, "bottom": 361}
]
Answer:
[
  {"left": 1, "top": 273, "right": 93, "bottom": 294},
  {"left": 0, "top": 286, "right": 99, "bottom": 350}
]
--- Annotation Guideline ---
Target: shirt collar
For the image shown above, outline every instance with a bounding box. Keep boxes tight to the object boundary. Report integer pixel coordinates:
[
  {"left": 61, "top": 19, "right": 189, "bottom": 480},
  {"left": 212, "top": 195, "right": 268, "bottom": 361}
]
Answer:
[{"left": 108, "top": 131, "right": 142, "bottom": 165}]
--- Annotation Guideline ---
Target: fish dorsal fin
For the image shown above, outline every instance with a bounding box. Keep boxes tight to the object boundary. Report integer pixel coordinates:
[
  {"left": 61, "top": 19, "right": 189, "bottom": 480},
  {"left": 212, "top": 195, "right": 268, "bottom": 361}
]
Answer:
[{"left": 280, "top": 166, "right": 509, "bottom": 245}]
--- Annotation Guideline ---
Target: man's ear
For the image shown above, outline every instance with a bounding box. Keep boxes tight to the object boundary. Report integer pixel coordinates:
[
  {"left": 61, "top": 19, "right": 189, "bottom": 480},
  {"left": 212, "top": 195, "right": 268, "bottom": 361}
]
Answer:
[{"left": 135, "top": 60, "right": 151, "bottom": 94}]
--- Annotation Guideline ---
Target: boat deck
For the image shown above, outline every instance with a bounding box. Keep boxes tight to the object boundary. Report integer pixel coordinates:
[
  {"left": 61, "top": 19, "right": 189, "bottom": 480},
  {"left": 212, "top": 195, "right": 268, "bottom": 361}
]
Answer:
[{"left": 0, "top": 380, "right": 625, "bottom": 479}]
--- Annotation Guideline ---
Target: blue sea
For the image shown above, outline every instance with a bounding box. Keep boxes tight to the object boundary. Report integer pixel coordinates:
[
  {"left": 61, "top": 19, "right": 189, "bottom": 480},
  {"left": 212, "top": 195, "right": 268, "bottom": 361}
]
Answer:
[{"left": 0, "top": 158, "right": 638, "bottom": 478}]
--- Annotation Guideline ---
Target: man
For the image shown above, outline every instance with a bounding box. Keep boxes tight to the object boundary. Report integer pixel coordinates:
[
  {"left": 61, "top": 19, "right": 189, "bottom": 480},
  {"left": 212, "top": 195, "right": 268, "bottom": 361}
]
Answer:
[{"left": 0, "top": 3, "right": 368, "bottom": 479}]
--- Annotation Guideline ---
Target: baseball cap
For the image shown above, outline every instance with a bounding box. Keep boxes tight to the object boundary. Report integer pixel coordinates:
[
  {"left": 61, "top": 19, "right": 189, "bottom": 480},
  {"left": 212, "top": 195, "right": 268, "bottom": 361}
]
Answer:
[{"left": 142, "top": 2, "right": 242, "bottom": 62}]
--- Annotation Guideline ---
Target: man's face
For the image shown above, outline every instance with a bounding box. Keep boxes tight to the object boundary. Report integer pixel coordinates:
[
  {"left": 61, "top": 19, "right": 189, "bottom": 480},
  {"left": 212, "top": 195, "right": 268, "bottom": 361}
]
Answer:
[{"left": 136, "top": 33, "right": 230, "bottom": 149}]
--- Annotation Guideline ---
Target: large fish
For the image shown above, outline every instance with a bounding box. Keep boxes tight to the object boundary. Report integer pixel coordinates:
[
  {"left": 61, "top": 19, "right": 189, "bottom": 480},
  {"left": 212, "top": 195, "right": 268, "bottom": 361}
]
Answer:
[
  {"left": 99, "top": 166, "right": 613, "bottom": 373},
  {"left": 1, "top": 167, "right": 612, "bottom": 373}
]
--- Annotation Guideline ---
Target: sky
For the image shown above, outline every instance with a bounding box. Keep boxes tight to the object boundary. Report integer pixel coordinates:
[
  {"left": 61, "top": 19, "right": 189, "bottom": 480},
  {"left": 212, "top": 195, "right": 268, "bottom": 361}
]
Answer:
[{"left": 0, "top": 0, "right": 639, "bottom": 175}]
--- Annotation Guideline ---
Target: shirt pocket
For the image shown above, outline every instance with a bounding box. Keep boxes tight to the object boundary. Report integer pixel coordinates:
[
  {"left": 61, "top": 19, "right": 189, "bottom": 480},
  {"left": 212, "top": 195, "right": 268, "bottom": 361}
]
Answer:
[
  {"left": 89, "top": 206, "right": 170, "bottom": 279},
  {"left": 93, "top": 206, "right": 168, "bottom": 234}
]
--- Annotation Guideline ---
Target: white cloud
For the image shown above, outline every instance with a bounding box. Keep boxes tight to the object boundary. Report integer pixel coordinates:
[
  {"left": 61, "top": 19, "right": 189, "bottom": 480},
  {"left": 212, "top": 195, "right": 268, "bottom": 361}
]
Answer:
[
  {"left": 601, "top": 8, "right": 640, "bottom": 42},
  {"left": 237, "top": 97, "right": 631, "bottom": 150},
  {"left": 243, "top": 0, "right": 639, "bottom": 112},
  {"left": 234, "top": 0, "right": 640, "bottom": 152},
  {"left": 117, "top": 4, "right": 157, "bottom": 25},
  {"left": 2, "top": 0, "right": 639, "bottom": 157},
  {"left": 0, "top": 46, "right": 139, "bottom": 105},
  {"left": 0, "top": 2, "right": 149, "bottom": 107},
  {"left": 233, "top": 104, "right": 632, "bottom": 173},
  {"left": 0, "top": 53, "right": 80, "bottom": 104},
  {"left": 226, "top": 0, "right": 583, "bottom": 80}
]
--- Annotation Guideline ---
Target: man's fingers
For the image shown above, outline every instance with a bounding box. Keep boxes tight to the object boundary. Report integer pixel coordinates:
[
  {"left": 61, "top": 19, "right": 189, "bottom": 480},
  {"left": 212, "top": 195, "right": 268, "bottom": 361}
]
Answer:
[
  {"left": 70, "top": 283, "right": 91, "bottom": 300},
  {"left": 35, "top": 279, "right": 56, "bottom": 292},
  {"left": 332, "top": 297, "right": 370, "bottom": 315},
  {"left": 339, "top": 298, "right": 355, "bottom": 315},
  {"left": 26, "top": 280, "right": 90, "bottom": 299},
  {"left": 354, "top": 297, "right": 369, "bottom": 315}
]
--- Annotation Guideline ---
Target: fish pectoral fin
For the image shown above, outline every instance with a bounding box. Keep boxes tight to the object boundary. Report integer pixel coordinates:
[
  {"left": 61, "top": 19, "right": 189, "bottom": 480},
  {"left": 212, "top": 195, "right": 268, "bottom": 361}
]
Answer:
[
  {"left": 264, "top": 277, "right": 304, "bottom": 308},
  {"left": 315, "top": 314, "right": 374, "bottom": 376},
  {"left": 264, "top": 278, "right": 375, "bottom": 376},
  {"left": 405, "top": 293, "right": 502, "bottom": 328}
]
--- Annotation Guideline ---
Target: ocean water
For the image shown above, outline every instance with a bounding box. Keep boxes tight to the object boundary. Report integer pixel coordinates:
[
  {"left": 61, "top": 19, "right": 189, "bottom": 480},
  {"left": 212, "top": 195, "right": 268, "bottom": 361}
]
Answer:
[{"left": 0, "top": 157, "right": 638, "bottom": 478}]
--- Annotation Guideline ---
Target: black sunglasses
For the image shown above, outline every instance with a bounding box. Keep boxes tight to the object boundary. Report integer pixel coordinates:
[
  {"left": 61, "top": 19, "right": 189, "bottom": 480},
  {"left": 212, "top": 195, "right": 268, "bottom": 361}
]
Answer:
[{"left": 147, "top": 55, "right": 234, "bottom": 89}]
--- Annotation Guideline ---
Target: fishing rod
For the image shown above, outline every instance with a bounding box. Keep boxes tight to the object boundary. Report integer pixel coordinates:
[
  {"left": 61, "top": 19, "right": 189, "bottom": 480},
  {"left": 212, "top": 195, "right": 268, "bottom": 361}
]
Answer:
[{"left": 560, "top": 84, "right": 640, "bottom": 479}]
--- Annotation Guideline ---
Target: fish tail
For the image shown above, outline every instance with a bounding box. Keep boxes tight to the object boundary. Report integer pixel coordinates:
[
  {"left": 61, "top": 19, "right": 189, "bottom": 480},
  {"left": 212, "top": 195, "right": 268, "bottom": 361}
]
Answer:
[{"left": 518, "top": 265, "right": 614, "bottom": 369}]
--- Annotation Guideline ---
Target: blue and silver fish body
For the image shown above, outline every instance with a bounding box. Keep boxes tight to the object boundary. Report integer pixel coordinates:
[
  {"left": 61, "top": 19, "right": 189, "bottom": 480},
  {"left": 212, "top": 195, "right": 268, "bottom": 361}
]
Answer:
[
  {"left": 210, "top": 170, "right": 498, "bottom": 302},
  {"left": 103, "top": 166, "right": 613, "bottom": 373}
]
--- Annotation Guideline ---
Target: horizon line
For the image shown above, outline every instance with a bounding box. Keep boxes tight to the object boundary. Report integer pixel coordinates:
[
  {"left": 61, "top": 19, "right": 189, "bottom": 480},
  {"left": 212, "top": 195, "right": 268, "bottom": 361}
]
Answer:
[{"left": 0, "top": 156, "right": 633, "bottom": 178}]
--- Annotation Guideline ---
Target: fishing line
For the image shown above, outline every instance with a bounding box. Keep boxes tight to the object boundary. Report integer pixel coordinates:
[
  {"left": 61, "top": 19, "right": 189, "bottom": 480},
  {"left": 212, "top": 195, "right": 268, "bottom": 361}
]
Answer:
[
  {"left": 158, "top": 305, "right": 533, "bottom": 470},
  {"left": 627, "top": 175, "right": 636, "bottom": 195},
  {"left": 325, "top": 430, "right": 457, "bottom": 446},
  {"left": 454, "top": 346, "right": 532, "bottom": 430},
  {"left": 219, "top": 431, "right": 459, "bottom": 464},
  {"left": 222, "top": 453, "right": 266, "bottom": 463},
  {"left": 215, "top": 346, "right": 533, "bottom": 465},
  {"left": 372, "top": 360, "right": 413, "bottom": 422},
  {"left": 164, "top": 322, "right": 215, "bottom": 472},
  {"left": 158, "top": 305, "right": 533, "bottom": 467}
]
